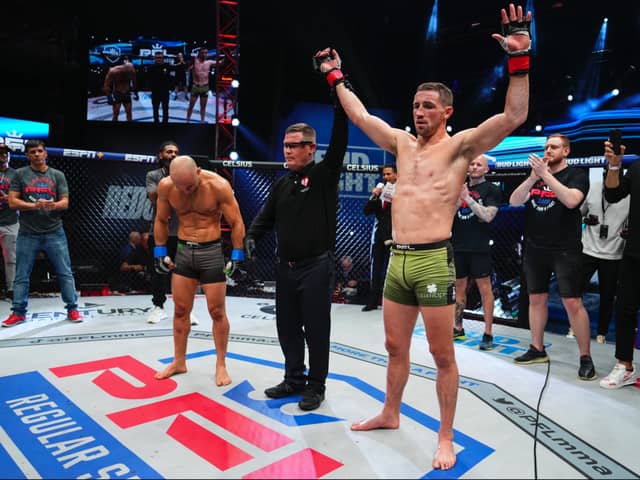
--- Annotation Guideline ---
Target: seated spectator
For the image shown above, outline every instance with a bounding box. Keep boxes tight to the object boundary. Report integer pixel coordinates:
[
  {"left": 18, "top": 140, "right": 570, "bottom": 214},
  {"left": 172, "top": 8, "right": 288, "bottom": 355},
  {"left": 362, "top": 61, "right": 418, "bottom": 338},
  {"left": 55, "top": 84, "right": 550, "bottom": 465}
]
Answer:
[
  {"left": 118, "top": 231, "right": 150, "bottom": 292},
  {"left": 334, "top": 255, "right": 360, "bottom": 303}
]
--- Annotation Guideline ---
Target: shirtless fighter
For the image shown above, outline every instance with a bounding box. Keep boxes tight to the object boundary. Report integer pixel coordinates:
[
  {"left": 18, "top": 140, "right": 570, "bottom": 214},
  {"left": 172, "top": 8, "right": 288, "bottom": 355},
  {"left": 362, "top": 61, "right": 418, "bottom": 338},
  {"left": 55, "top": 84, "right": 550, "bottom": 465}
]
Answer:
[
  {"left": 318, "top": 2, "right": 532, "bottom": 470},
  {"left": 153, "top": 155, "right": 245, "bottom": 386},
  {"left": 186, "top": 47, "right": 216, "bottom": 123},
  {"left": 103, "top": 59, "right": 138, "bottom": 122}
]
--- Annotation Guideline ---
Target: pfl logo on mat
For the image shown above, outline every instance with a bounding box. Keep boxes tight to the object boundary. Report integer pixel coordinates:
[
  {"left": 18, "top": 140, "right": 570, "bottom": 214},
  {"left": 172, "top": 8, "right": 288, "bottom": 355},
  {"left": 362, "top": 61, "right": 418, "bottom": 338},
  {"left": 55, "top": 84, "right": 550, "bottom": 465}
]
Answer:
[
  {"left": 0, "top": 357, "right": 344, "bottom": 479},
  {"left": 1, "top": 351, "right": 491, "bottom": 478}
]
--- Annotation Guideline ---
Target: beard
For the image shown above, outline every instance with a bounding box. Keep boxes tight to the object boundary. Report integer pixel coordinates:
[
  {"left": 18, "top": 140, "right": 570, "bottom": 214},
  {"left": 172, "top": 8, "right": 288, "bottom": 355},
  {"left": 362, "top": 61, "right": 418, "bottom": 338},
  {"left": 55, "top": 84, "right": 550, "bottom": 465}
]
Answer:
[{"left": 160, "top": 157, "right": 173, "bottom": 170}]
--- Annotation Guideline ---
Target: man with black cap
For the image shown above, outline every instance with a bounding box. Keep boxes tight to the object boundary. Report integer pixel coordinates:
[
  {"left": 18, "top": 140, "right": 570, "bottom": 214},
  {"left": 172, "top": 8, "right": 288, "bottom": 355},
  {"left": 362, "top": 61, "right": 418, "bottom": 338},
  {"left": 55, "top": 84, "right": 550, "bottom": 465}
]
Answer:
[{"left": 0, "top": 143, "right": 18, "bottom": 299}]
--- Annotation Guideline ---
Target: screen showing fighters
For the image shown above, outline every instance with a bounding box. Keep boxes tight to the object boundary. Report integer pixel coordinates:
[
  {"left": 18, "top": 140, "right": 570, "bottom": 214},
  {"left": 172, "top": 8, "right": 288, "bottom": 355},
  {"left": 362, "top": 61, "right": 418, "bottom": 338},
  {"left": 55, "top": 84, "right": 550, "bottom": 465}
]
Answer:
[{"left": 87, "top": 37, "right": 230, "bottom": 125}]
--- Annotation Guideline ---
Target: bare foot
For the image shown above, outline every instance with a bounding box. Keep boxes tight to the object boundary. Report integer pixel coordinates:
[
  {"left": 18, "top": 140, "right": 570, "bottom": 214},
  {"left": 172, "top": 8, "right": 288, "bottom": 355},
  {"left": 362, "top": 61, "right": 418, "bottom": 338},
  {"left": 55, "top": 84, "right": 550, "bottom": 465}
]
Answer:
[
  {"left": 215, "top": 365, "right": 232, "bottom": 386},
  {"left": 432, "top": 439, "right": 456, "bottom": 470},
  {"left": 155, "top": 362, "right": 187, "bottom": 379},
  {"left": 350, "top": 412, "right": 399, "bottom": 431}
]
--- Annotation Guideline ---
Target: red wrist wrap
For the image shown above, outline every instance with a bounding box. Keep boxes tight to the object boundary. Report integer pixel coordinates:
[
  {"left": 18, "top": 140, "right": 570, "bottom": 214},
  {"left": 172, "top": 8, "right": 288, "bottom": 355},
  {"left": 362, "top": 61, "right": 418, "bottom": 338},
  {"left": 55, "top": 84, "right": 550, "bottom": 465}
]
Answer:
[
  {"left": 508, "top": 55, "right": 530, "bottom": 76},
  {"left": 326, "top": 69, "right": 344, "bottom": 87}
]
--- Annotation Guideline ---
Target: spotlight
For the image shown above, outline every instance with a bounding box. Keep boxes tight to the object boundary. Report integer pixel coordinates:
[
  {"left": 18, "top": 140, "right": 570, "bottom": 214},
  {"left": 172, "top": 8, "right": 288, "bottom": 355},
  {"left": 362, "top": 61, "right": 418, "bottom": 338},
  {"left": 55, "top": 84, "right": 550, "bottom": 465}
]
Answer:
[
  {"left": 611, "top": 88, "right": 620, "bottom": 96},
  {"left": 446, "top": 125, "right": 453, "bottom": 132},
  {"left": 567, "top": 94, "right": 574, "bottom": 101},
  {"left": 231, "top": 79, "right": 240, "bottom": 88},
  {"left": 229, "top": 151, "right": 239, "bottom": 161},
  {"left": 404, "top": 126, "right": 411, "bottom": 132},
  {"left": 535, "top": 124, "right": 543, "bottom": 132},
  {"left": 231, "top": 117, "right": 240, "bottom": 127}
]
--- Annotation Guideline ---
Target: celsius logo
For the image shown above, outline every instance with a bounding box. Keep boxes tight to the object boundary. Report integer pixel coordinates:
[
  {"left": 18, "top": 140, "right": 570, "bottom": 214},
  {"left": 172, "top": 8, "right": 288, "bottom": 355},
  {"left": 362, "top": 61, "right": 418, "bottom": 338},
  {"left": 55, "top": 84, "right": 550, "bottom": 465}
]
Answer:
[{"left": 240, "top": 303, "right": 276, "bottom": 320}]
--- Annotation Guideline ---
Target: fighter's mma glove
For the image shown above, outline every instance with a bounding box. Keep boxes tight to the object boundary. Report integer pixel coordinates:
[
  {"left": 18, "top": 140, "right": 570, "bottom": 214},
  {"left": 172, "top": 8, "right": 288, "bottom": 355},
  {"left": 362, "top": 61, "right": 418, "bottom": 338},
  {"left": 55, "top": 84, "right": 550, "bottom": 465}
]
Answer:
[
  {"left": 153, "top": 246, "right": 172, "bottom": 274},
  {"left": 499, "top": 18, "right": 532, "bottom": 76},
  {"left": 224, "top": 248, "right": 245, "bottom": 278},
  {"left": 244, "top": 237, "right": 257, "bottom": 260},
  {"left": 312, "top": 50, "right": 336, "bottom": 75},
  {"left": 312, "top": 49, "right": 353, "bottom": 91}
]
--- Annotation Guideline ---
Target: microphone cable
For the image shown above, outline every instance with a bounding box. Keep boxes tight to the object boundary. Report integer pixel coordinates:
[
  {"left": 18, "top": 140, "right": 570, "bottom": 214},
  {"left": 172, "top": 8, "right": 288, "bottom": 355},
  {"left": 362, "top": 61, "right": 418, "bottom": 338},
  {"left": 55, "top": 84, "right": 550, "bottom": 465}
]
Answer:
[{"left": 533, "top": 359, "right": 551, "bottom": 480}]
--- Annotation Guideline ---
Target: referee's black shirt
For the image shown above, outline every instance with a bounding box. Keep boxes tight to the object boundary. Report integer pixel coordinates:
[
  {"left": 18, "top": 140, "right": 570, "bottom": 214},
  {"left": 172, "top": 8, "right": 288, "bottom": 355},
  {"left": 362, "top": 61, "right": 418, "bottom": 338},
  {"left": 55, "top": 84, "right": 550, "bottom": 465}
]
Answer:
[{"left": 247, "top": 104, "right": 348, "bottom": 261}]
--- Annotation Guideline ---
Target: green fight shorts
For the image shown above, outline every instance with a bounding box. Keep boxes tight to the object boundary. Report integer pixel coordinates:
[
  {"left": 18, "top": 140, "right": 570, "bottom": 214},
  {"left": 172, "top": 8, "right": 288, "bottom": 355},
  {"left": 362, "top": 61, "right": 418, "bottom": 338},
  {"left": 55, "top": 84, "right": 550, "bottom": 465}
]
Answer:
[
  {"left": 191, "top": 83, "right": 210, "bottom": 98},
  {"left": 383, "top": 241, "right": 456, "bottom": 307}
]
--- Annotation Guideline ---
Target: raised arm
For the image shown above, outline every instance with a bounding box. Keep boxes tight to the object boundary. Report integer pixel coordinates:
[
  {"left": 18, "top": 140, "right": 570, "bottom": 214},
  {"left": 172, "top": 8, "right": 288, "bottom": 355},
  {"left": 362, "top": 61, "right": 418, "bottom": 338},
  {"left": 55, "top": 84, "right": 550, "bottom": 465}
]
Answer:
[
  {"left": 314, "top": 48, "right": 403, "bottom": 155},
  {"left": 321, "top": 96, "right": 348, "bottom": 174},
  {"left": 604, "top": 140, "right": 627, "bottom": 196},
  {"left": 460, "top": 4, "right": 531, "bottom": 160}
]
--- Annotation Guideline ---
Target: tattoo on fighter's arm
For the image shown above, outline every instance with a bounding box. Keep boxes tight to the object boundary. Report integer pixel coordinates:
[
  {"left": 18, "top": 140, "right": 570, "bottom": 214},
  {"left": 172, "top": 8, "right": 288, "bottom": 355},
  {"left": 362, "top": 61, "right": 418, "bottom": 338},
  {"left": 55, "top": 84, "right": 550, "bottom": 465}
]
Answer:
[{"left": 468, "top": 201, "right": 498, "bottom": 223}]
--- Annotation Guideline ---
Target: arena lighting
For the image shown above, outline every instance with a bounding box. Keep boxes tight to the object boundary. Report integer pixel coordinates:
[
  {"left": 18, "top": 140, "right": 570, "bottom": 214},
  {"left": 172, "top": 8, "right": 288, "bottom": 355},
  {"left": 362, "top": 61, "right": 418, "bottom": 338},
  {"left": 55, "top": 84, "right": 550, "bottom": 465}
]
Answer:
[
  {"left": 229, "top": 151, "right": 239, "bottom": 160},
  {"left": 525, "top": 0, "right": 537, "bottom": 51},
  {"left": 567, "top": 94, "right": 574, "bottom": 101},
  {"left": 425, "top": 0, "right": 438, "bottom": 42},
  {"left": 614, "top": 92, "right": 640, "bottom": 109},
  {"left": 477, "top": 65, "right": 505, "bottom": 103},
  {"left": 535, "top": 124, "right": 543, "bottom": 132},
  {"left": 236, "top": 124, "right": 271, "bottom": 159},
  {"left": 446, "top": 125, "right": 453, "bottom": 132},
  {"left": 611, "top": 88, "right": 620, "bottom": 96},
  {"left": 231, "top": 79, "right": 240, "bottom": 88},
  {"left": 231, "top": 117, "right": 240, "bottom": 127},
  {"left": 574, "top": 17, "right": 609, "bottom": 106},
  {"left": 596, "top": 18, "right": 608, "bottom": 51},
  {"left": 569, "top": 90, "right": 617, "bottom": 119},
  {"left": 404, "top": 126, "right": 411, "bottom": 132}
]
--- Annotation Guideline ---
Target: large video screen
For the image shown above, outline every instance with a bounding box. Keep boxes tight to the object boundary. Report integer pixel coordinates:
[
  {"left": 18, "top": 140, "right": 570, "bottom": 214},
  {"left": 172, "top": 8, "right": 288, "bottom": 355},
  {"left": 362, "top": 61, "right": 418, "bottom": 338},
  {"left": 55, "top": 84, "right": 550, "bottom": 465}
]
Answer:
[{"left": 87, "top": 37, "right": 231, "bottom": 124}]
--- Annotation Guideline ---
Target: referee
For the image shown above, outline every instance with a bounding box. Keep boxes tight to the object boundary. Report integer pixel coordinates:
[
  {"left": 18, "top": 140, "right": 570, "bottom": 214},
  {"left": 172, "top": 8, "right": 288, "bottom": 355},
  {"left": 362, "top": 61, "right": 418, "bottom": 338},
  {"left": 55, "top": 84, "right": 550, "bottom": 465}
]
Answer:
[{"left": 245, "top": 52, "right": 348, "bottom": 411}]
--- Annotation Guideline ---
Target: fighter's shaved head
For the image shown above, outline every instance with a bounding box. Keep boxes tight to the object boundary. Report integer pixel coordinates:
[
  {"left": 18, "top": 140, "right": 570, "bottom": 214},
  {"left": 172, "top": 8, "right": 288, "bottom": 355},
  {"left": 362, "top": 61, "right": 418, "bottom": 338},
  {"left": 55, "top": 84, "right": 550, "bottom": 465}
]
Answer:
[
  {"left": 170, "top": 155, "right": 196, "bottom": 175},
  {"left": 170, "top": 155, "right": 200, "bottom": 194}
]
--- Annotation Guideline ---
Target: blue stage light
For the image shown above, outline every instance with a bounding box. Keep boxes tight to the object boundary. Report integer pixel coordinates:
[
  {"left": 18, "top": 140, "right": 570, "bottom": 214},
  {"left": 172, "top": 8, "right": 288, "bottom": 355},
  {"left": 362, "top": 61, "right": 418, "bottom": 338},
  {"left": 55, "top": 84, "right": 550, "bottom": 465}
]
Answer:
[{"left": 426, "top": 0, "right": 438, "bottom": 42}]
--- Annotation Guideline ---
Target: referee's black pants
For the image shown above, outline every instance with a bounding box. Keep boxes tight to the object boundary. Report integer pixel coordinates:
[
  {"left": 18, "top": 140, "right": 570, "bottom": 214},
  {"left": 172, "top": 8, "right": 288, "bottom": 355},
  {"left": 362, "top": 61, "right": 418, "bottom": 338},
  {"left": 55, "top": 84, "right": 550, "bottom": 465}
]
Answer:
[{"left": 275, "top": 252, "right": 335, "bottom": 393}]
